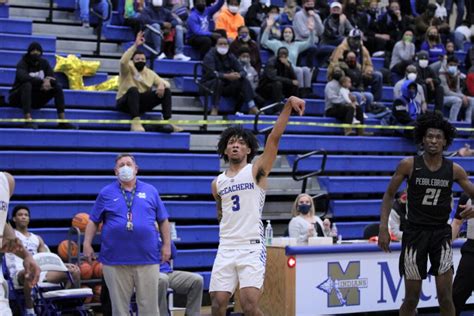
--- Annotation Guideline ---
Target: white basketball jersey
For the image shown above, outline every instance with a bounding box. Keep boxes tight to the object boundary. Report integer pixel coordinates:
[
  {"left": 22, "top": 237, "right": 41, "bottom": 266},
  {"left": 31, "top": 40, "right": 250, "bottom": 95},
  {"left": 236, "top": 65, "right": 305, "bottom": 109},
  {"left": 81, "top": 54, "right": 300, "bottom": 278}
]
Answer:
[
  {"left": 0, "top": 172, "right": 10, "bottom": 248},
  {"left": 216, "top": 164, "right": 266, "bottom": 249},
  {"left": 6, "top": 231, "right": 40, "bottom": 277}
]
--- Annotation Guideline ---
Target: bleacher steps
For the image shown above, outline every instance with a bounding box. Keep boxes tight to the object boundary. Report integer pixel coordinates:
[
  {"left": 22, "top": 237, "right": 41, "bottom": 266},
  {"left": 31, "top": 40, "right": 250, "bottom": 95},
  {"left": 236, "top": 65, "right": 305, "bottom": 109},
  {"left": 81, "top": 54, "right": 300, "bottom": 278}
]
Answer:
[
  {"left": 10, "top": 7, "right": 75, "bottom": 20},
  {"left": 190, "top": 134, "right": 221, "bottom": 151},
  {"left": 33, "top": 22, "right": 96, "bottom": 38},
  {"left": 56, "top": 39, "right": 121, "bottom": 55}
]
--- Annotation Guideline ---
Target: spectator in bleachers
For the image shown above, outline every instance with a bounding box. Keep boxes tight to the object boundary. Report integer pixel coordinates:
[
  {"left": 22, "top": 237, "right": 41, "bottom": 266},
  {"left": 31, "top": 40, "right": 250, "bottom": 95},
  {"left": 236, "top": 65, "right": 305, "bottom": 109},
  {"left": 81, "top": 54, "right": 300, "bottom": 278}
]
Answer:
[
  {"left": 163, "top": 0, "right": 189, "bottom": 24},
  {"left": 319, "top": 1, "right": 353, "bottom": 47},
  {"left": 391, "top": 79, "right": 421, "bottom": 136},
  {"left": 324, "top": 68, "right": 365, "bottom": 136},
  {"left": 259, "top": 5, "right": 282, "bottom": 41},
  {"left": 215, "top": 0, "right": 245, "bottom": 41},
  {"left": 329, "top": 29, "right": 384, "bottom": 101},
  {"left": 139, "top": 0, "right": 191, "bottom": 60},
  {"left": 6, "top": 205, "right": 81, "bottom": 316},
  {"left": 315, "top": 0, "right": 330, "bottom": 20},
  {"left": 440, "top": 55, "right": 474, "bottom": 123},
  {"left": 415, "top": 4, "right": 450, "bottom": 45},
  {"left": 292, "top": 0, "right": 324, "bottom": 68},
  {"left": 237, "top": 47, "right": 259, "bottom": 92},
  {"left": 343, "top": 0, "right": 371, "bottom": 36},
  {"left": 415, "top": 50, "right": 445, "bottom": 112},
  {"left": 339, "top": 76, "right": 361, "bottom": 124},
  {"left": 288, "top": 193, "right": 331, "bottom": 244},
  {"left": 394, "top": 65, "right": 427, "bottom": 113},
  {"left": 116, "top": 32, "right": 183, "bottom": 132},
  {"left": 78, "top": 0, "right": 111, "bottom": 28},
  {"left": 420, "top": 26, "right": 446, "bottom": 71},
  {"left": 435, "top": 0, "right": 448, "bottom": 22},
  {"left": 261, "top": 17, "right": 315, "bottom": 97},
  {"left": 376, "top": 1, "right": 410, "bottom": 52},
  {"left": 229, "top": 25, "right": 262, "bottom": 72},
  {"left": 445, "top": 0, "right": 465, "bottom": 28},
  {"left": 390, "top": 29, "right": 416, "bottom": 85},
  {"left": 339, "top": 50, "right": 374, "bottom": 111},
  {"left": 388, "top": 191, "right": 407, "bottom": 242},
  {"left": 122, "top": 0, "right": 145, "bottom": 35},
  {"left": 158, "top": 240, "right": 203, "bottom": 316},
  {"left": 244, "top": 0, "right": 269, "bottom": 29},
  {"left": 279, "top": 0, "right": 299, "bottom": 26},
  {"left": 201, "top": 36, "right": 258, "bottom": 115},
  {"left": 256, "top": 47, "right": 298, "bottom": 104},
  {"left": 83, "top": 153, "right": 171, "bottom": 316},
  {"left": 9, "top": 42, "right": 76, "bottom": 130},
  {"left": 186, "top": 0, "right": 224, "bottom": 59},
  {"left": 454, "top": 20, "right": 471, "bottom": 50}
]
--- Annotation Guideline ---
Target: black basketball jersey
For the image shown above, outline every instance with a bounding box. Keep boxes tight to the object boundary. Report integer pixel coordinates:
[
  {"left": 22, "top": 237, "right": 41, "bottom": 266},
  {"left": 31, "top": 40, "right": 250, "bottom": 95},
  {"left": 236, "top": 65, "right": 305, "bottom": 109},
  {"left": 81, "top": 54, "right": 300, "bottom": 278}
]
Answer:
[{"left": 407, "top": 155, "right": 453, "bottom": 227}]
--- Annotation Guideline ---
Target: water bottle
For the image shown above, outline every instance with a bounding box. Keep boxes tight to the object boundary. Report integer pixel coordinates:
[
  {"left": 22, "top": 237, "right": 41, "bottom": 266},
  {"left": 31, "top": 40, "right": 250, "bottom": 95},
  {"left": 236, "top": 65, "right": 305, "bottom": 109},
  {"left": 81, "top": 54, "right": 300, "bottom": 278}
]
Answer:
[
  {"left": 331, "top": 223, "right": 338, "bottom": 244},
  {"left": 265, "top": 220, "right": 273, "bottom": 246}
]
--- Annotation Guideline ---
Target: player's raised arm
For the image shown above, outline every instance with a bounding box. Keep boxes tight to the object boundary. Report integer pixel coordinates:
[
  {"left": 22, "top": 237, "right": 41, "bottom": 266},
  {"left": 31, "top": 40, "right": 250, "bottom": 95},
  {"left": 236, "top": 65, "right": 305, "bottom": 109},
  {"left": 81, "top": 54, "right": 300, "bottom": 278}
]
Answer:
[
  {"left": 253, "top": 96, "right": 305, "bottom": 184},
  {"left": 378, "top": 157, "right": 413, "bottom": 252}
]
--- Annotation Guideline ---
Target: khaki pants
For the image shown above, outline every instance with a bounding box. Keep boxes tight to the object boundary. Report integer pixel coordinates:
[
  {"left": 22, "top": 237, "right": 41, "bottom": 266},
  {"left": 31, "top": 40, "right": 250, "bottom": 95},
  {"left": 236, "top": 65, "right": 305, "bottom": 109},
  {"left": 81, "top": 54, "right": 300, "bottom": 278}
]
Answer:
[{"left": 103, "top": 264, "right": 160, "bottom": 316}]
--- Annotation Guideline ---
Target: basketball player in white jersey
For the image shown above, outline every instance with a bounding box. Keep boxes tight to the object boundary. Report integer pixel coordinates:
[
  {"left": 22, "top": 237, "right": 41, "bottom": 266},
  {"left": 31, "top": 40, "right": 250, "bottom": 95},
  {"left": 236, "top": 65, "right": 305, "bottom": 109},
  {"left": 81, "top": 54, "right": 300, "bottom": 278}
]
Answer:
[
  {"left": 6, "top": 205, "right": 80, "bottom": 315},
  {"left": 210, "top": 96, "right": 305, "bottom": 316},
  {"left": 0, "top": 172, "right": 40, "bottom": 316}
]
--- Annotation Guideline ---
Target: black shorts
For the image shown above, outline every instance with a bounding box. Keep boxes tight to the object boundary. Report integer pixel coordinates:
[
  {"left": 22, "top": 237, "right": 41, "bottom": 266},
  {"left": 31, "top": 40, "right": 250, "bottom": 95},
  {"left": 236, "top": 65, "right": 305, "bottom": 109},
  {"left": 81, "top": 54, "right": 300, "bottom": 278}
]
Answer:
[{"left": 399, "top": 224, "right": 453, "bottom": 280}]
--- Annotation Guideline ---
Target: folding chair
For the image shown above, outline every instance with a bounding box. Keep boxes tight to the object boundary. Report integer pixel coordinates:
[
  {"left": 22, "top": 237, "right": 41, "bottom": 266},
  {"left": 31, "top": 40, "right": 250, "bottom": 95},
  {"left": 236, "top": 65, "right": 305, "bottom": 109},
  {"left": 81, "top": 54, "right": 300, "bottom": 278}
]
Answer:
[{"left": 32, "top": 253, "right": 92, "bottom": 316}]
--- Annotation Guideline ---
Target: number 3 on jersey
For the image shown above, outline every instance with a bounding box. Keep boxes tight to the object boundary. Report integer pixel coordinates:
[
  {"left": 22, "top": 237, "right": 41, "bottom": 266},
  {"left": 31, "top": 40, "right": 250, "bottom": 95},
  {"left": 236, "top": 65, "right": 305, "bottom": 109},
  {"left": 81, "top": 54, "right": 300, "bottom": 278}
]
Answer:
[
  {"left": 422, "top": 188, "right": 441, "bottom": 206},
  {"left": 231, "top": 195, "right": 240, "bottom": 211}
]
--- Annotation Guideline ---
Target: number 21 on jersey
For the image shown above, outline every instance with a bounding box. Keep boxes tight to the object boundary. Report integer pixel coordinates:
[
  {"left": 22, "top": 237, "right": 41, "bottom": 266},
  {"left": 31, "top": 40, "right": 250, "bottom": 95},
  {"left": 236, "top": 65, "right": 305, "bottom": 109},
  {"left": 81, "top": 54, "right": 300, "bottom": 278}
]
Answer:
[
  {"left": 422, "top": 188, "right": 441, "bottom": 206},
  {"left": 231, "top": 195, "right": 240, "bottom": 211}
]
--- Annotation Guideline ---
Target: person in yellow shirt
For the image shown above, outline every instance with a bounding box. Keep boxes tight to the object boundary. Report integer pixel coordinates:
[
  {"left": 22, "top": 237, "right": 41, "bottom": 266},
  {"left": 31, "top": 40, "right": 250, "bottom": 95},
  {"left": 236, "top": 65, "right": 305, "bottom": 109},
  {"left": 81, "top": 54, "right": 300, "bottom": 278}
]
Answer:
[
  {"left": 116, "top": 31, "right": 182, "bottom": 132},
  {"left": 215, "top": 0, "right": 245, "bottom": 41}
]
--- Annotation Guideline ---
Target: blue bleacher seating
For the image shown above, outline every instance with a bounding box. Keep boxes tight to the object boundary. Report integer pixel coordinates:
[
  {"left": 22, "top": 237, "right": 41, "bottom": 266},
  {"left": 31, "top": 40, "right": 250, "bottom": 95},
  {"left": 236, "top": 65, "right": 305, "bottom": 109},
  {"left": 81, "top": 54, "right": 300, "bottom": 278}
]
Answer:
[
  {"left": 0, "top": 50, "right": 56, "bottom": 67},
  {"left": 0, "top": 34, "right": 56, "bottom": 52},
  {"left": 288, "top": 155, "right": 474, "bottom": 173},
  {"left": 0, "top": 18, "right": 32, "bottom": 35},
  {"left": 154, "top": 60, "right": 199, "bottom": 76},
  {"left": 0, "top": 151, "right": 219, "bottom": 172},
  {"left": 0, "top": 4, "right": 8, "bottom": 18},
  {"left": 0, "top": 128, "right": 190, "bottom": 150},
  {"left": 104, "top": 24, "right": 134, "bottom": 42},
  {"left": 54, "top": 0, "right": 75, "bottom": 9}
]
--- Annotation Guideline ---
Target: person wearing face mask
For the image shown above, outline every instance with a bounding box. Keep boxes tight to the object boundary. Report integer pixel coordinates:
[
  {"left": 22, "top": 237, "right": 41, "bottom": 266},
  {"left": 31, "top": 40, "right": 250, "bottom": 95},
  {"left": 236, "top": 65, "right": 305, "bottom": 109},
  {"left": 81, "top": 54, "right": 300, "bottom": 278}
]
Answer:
[
  {"left": 440, "top": 55, "right": 474, "bottom": 124},
  {"left": 237, "top": 47, "right": 259, "bottom": 91},
  {"left": 9, "top": 42, "right": 76, "bottom": 130},
  {"left": 229, "top": 25, "right": 262, "bottom": 72},
  {"left": 420, "top": 26, "right": 447, "bottom": 74},
  {"left": 415, "top": 50, "right": 444, "bottom": 113},
  {"left": 201, "top": 37, "right": 258, "bottom": 115},
  {"left": 261, "top": 17, "right": 315, "bottom": 97},
  {"left": 116, "top": 31, "right": 182, "bottom": 132},
  {"left": 390, "top": 29, "right": 416, "bottom": 83},
  {"left": 215, "top": 0, "right": 245, "bottom": 41},
  {"left": 187, "top": 0, "right": 225, "bottom": 59},
  {"left": 391, "top": 79, "right": 421, "bottom": 138},
  {"left": 320, "top": 1, "right": 353, "bottom": 47},
  {"left": 293, "top": 0, "right": 324, "bottom": 42},
  {"left": 139, "top": 0, "right": 191, "bottom": 61},
  {"left": 414, "top": 3, "right": 450, "bottom": 44},
  {"left": 257, "top": 47, "right": 298, "bottom": 105},
  {"left": 280, "top": 0, "right": 299, "bottom": 26},
  {"left": 393, "top": 65, "right": 427, "bottom": 115},
  {"left": 244, "top": 0, "right": 269, "bottom": 28},
  {"left": 288, "top": 193, "right": 331, "bottom": 244},
  {"left": 83, "top": 153, "right": 171, "bottom": 316},
  {"left": 374, "top": 0, "right": 408, "bottom": 53}
]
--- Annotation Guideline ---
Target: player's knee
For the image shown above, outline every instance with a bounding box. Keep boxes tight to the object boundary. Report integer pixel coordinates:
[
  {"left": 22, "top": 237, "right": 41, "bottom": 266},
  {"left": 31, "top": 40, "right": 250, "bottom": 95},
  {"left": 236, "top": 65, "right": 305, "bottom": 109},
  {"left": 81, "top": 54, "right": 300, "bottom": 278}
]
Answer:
[
  {"left": 211, "top": 293, "right": 228, "bottom": 309},
  {"left": 241, "top": 300, "right": 259, "bottom": 314},
  {"left": 403, "top": 296, "right": 420, "bottom": 309},
  {"left": 437, "top": 291, "right": 454, "bottom": 307}
]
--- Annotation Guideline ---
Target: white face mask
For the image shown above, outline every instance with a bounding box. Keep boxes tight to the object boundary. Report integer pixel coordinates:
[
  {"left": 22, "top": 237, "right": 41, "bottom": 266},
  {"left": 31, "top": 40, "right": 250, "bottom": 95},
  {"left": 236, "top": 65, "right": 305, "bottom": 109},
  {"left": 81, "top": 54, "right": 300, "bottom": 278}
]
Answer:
[
  {"left": 217, "top": 46, "right": 229, "bottom": 55},
  {"left": 283, "top": 34, "right": 293, "bottom": 42},
  {"left": 152, "top": 0, "right": 162, "bottom": 6},
  {"left": 228, "top": 5, "right": 239, "bottom": 13},
  {"left": 118, "top": 165, "right": 135, "bottom": 182},
  {"left": 419, "top": 59, "right": 429, "bottom": 69},
  {"left": 407, "top": 73, "right": 417, "bottom": 81}
]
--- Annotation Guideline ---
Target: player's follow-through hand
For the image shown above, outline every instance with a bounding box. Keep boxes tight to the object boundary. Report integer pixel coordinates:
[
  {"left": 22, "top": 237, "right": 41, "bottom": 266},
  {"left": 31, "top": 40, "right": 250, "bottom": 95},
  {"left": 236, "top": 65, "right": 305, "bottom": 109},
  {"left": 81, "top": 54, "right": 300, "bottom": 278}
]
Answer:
[{"left": 287, "top": 96, "right": 305, "bottom": 116}]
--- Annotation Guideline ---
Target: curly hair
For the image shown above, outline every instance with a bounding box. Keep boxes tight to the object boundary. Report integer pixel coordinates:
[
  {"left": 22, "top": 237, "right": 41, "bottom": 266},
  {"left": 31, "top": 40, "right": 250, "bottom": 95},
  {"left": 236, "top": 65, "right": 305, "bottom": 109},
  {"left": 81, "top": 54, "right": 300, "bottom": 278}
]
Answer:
[
  {"left": 217, "top": 126, "right": 259, "bottom": 163},
  {"left": 414, "top": 112, "right": 456, "bottom": 148}
]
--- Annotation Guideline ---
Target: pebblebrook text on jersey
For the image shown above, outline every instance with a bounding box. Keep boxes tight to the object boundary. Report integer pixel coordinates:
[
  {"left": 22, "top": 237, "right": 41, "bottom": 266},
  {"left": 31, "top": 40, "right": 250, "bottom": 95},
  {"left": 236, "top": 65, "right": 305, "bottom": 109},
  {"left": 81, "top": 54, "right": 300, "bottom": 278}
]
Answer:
[
  {"left": 415, "top": 177, "right": 450, "bottom": 187},
  {"left": 218, "top": 182, "right": 255, "bottom": 196}
]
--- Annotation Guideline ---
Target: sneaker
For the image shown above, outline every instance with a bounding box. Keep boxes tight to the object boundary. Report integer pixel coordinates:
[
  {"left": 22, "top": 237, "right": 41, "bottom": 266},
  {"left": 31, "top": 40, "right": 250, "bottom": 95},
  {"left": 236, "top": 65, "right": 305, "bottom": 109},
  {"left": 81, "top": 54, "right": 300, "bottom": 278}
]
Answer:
[
  {"left": 157, "top": 52, "right": 167, "bottom": 60},
  {"left": 352, "top": 118, "right": 361, "bottom": 124},
  {"left": 82, "top": 21, "right": 90, "bottom": 28},
  {"left": 173, "top": 53, "right": 191, "bottom": 61},
  {"left": 171, "top": 124, "right": 184, "bottom": 132}
]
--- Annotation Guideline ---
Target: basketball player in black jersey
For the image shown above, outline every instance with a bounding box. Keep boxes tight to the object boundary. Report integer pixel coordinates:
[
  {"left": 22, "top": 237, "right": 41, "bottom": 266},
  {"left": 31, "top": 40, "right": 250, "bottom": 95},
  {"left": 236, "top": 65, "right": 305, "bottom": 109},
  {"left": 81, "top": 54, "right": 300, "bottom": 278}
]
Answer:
[{"left": 378, "top": 112, "right": 474, "bottom": 316}]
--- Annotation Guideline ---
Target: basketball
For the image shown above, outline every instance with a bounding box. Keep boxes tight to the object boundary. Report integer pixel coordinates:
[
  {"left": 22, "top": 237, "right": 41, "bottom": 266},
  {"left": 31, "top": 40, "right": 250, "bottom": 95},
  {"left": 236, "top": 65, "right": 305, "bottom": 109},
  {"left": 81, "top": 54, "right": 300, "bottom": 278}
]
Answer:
[
  {"left": 82, "top": 285, "right": 92, "bottom": 304},
  {"left": 92, "top": 284, "right": 101, "bottom": 303},
  {"left": 92, "top": 261, "right": 103, "bottom": 278},
  {"left": 79, "top": 261, "right": 93, "bottom": 280},
  {"left": 57, "top": 240, "right": 78, "bottom": 261},
  {"left": 72, "top": 213, "right": 90, "bottom": 232}
]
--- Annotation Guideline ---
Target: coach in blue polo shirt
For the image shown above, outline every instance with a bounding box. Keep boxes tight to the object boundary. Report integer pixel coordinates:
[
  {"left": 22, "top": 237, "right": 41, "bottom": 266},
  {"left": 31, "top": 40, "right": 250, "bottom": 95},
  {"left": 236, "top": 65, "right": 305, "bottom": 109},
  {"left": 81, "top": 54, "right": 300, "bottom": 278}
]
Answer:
[{"left": 83, "top": 153, "right": 171, "bottom": 316}]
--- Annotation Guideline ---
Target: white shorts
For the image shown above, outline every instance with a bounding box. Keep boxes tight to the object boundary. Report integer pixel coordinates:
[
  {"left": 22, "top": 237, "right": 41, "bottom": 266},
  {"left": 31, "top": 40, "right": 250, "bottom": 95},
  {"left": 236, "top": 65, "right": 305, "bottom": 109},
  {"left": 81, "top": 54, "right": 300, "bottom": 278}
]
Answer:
[
  {"left": 209, "top": 247, "right": 266, "bottom": 294},
  {"left": 0, "top": 273, "right": 12, "bottom": 316}
]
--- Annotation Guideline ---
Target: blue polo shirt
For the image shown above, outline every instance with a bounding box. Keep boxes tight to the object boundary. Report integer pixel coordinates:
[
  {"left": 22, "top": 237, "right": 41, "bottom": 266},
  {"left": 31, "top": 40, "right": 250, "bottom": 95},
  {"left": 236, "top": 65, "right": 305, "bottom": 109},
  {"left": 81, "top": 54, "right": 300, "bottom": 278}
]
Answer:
[{"left": 91, "top": 179, "right": 169, "bottom": 265}]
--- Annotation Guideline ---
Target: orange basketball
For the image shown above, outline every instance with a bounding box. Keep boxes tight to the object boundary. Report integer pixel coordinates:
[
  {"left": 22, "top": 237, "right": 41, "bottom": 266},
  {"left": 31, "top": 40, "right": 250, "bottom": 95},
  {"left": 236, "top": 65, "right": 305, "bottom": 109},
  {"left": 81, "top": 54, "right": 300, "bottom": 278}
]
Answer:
[
  {"left": 72, "top": 213, "right": 90, "bottom": 232},
  {"left": 92, "top": 284, "right": 101, "bottom": 303},
  {"left": 79, "top": 261, "right": 93, "bottom": 280},
  {"left": 92, "top": 261, "right": 103, "bottom": 279},
  {"left": 57, "top": 240, "right": 78, "bottom": 261},
  {"left": 82, "top": 285, "right": 93, "bottom": 304}
]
